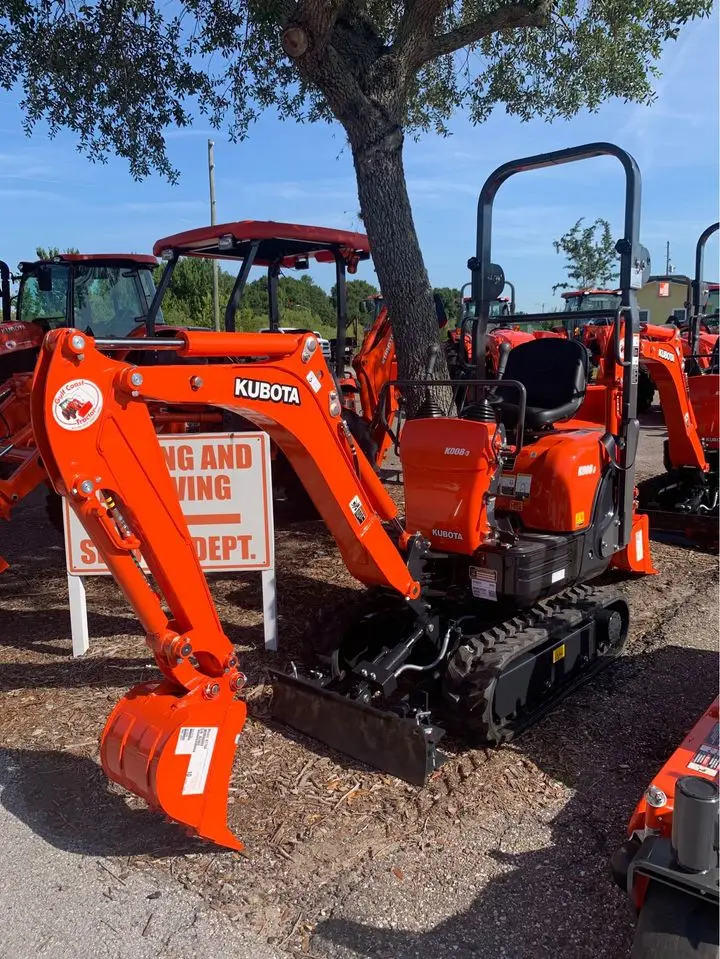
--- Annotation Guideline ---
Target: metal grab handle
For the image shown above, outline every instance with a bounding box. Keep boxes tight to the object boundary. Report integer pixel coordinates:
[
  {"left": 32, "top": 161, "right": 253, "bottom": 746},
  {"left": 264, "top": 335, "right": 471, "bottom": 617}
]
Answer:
[{"left": 613, "top": 311, "right": 632, "bottom": 368}]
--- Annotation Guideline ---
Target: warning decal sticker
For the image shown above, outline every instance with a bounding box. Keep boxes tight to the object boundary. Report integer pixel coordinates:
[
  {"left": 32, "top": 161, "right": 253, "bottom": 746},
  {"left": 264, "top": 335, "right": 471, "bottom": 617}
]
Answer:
[
  {"left": 349, "top": 495, "right": 367, "bottom": 525},
  {"left": 52, "top": 379, "right": 103, "bottom": 432},
  {"left": 514, "top": 474, "right": 532, "bottom": 498},
  {"left": 176, "top": 726, "right": 219, "bottom": 795},
  {"left": 499, "top": 474, "right": 516, "bottom": 496},
  {"left": 687, "top": 721, "right": 719, "bottom": 777},
  {"left": 470, "top": 566, "right": 497, "bottom": 602}
]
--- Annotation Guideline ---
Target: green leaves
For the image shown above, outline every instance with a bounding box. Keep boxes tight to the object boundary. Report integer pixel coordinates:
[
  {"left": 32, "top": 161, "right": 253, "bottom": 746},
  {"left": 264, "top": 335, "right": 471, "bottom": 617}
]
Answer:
[
  {"left": 154, "top": 257, "right": 344, "bottom": 333},
  {"left": 0, "top": 0, "right": 711, "bottom": 181},
  {"left": 552, "top": 217, "right": 619, "bottom": 292}
]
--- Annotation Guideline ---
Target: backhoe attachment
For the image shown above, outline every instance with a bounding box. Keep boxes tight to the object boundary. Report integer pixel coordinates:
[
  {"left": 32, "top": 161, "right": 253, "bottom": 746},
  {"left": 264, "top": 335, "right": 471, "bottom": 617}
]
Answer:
[{"left": 31, "top": 327, "right": 423, "bottom": 845}]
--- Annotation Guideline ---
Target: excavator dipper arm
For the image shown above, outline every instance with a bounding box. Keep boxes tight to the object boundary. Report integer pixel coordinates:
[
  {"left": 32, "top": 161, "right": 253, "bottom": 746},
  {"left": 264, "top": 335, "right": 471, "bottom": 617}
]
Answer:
[
  {"left": 31, "top": 328, "right": 421, "bottom": 849},
  {"left": 639, "top": 337, "right": 707, "bottom": 470}
]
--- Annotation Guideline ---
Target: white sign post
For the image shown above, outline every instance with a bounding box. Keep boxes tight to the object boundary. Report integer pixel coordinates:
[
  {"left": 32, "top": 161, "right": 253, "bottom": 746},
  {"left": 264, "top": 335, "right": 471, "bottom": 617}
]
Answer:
[{"left": 63, "top": 431, "right": 276, "bottom": 657}]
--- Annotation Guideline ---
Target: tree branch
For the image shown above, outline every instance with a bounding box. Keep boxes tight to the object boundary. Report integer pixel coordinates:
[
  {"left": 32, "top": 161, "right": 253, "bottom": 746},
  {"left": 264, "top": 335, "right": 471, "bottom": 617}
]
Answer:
[
  {"left": 394, "top": 0, "right": 446, "bottom": 68},
  {"left": 281, "top": 0, "right": 346, "bottom": 59},
  {"left": 418, "top": 0, "right": 552, "bottom": 65}
]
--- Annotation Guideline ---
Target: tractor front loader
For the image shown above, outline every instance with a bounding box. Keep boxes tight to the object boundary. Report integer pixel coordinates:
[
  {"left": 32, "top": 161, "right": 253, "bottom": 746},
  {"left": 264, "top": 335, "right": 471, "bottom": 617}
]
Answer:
[{"left": 30, "top": 142, "right": 655, "bottom": 850}]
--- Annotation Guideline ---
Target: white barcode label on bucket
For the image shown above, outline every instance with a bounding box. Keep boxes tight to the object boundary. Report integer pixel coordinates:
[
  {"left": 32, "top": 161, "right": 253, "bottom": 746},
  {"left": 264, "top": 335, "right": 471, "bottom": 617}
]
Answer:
[
  {"left": 635, "top": 529, "right": 643, "bottom": 561},
  {"left": 176, "top": 726, "right": 219, "bottom": 796}
]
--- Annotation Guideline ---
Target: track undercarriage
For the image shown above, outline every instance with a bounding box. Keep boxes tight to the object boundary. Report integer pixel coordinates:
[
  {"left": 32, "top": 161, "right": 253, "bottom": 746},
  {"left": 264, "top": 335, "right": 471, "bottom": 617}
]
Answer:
[{"left": 272, "top": 581, "right": 629, "bottom": 784}]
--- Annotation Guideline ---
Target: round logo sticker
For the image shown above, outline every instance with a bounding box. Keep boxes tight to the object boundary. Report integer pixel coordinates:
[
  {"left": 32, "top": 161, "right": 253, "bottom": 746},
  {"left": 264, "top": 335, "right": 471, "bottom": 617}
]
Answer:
[{"left": 52, "top": 379, "right": 103, "bottom": 431}]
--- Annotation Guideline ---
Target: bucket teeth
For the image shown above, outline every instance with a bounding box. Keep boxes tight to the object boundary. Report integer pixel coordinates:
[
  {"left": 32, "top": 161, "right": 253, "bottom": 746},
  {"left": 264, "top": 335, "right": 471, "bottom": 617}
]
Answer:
[{"left": 271, "top": 670, "right": 447, "bottom": 786}]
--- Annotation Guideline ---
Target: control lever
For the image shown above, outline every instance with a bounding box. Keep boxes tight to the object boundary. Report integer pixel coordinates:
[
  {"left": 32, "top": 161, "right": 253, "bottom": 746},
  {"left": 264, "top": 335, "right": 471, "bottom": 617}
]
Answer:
[{"left": 496, "top": 341, "right": 511, "bottom": 380}]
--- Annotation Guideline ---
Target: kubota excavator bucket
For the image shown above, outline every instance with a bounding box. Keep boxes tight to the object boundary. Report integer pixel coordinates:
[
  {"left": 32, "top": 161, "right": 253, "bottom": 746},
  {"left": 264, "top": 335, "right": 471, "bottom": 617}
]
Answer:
[{"left": 101, "top": 679, "right": 247, "bottom": 850}]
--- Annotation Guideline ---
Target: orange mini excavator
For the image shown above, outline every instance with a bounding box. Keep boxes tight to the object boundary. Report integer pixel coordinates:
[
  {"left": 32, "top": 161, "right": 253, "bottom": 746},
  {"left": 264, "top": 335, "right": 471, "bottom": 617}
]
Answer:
[
  {"left": 31, "top": 142, "right": 654, "bottom": 849},
  {"left": 583, "top": 223, "right": 720, "bottom": 548}
]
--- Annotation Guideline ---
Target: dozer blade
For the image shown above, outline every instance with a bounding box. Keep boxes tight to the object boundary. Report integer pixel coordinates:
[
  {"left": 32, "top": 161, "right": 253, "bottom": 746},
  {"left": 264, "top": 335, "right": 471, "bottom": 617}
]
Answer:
[
  {"left": 610, "top": 511, "right": 658, "bottom": 575},
  {"left": 642, "top": 508, "right": 719, "bottom": 552},
  {"left": 271, "top": 670, "right": 447, "bottom": 786},
  {"left": 101, "top": 679, "right": 247, "bottom": 850}
]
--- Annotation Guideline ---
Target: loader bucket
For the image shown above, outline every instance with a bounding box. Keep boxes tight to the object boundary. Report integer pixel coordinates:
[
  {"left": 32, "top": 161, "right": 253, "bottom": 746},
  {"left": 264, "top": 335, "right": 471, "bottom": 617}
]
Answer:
[
  {"left": 271, "top": 670, "right": 447, "bottom": 785},
  {"left": 101, "top": 679, "right": 247, "bottom": 850}
]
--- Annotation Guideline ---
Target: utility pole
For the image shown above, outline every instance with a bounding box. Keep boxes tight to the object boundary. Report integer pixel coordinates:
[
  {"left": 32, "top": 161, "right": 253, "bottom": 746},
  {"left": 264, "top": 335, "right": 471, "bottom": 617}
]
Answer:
[
  {"left": 665, "top": 240, "right": 672, "bottom": 275},
  {"left": 208, "top": 139, "right": 220, "bottom": 331}
]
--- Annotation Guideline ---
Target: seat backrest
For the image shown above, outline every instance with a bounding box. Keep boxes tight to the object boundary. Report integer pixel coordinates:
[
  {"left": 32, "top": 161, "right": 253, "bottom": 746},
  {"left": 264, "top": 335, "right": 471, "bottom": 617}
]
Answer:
[{"left": 503, "top": 337, "right": 588, "bottom": 412}]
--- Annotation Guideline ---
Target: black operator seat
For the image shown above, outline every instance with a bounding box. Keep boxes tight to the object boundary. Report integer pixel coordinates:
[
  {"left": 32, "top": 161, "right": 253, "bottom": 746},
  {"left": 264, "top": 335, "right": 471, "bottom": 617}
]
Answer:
[{"left": 495, "top": 337, "right": 589, "bottom": 431}]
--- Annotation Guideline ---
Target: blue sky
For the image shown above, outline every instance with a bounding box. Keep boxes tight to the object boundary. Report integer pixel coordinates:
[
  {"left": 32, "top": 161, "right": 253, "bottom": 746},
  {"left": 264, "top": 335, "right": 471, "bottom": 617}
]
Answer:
[{"left": 0, "top": 9, "right": 717, "bottom": 311}]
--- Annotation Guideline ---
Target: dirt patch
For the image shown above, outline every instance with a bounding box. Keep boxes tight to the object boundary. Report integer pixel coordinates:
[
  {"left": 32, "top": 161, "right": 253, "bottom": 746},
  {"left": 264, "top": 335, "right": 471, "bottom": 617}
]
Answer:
[{"left": 0, "top": 411, "right": 717, "bottom": 957}]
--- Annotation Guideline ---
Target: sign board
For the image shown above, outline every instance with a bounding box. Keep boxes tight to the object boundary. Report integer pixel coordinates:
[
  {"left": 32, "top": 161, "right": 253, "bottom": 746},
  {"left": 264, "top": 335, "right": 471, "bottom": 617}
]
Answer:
[
  {"left": 64, "top": 432, "right": 277, "bottom": 656},
  {"left": 658, "top": 281, "right": 670, "bottom": 298}
]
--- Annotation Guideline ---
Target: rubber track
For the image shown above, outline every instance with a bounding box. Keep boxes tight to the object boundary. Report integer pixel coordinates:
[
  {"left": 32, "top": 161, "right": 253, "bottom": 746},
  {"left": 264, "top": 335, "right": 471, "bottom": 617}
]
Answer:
[{"left": 442, "top": 584, "right": 626, "bottom": 745}]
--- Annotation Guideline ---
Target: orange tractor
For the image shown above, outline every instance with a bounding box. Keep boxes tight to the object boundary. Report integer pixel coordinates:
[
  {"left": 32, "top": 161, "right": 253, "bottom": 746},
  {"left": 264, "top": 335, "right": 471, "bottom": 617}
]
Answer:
[
  {"left": 561, "top": 289, "right": 656, "bottom": 413},
  {"left": 148, "top": 220, "right": 381, "bottom": 497},
  {"left": 0, "top": 252, "right": 187, "bottom": 564},
  {"left": 30, "top": 141, "right": 654, "bottom": 849},
  {"left": 446, "top": 280, "right": 535, "bottom": 378},
  {"left": 612, "top": 699, "right": 719, "bottom": 958}
]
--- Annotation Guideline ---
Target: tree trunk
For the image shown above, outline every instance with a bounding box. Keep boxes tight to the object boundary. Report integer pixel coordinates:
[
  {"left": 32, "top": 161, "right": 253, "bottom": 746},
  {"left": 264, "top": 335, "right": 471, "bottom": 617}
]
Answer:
[
  {"left": 350, "top": 126, "right": 452, "bottom": 414},
  {"left": 279, "top": 9, "right": 451, "bottom": 414}
]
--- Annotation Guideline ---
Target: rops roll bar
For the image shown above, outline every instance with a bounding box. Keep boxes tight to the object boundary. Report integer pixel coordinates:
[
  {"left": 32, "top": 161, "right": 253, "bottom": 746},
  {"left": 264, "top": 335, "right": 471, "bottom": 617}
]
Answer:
[{"left": 468, "top": 142, "right": 650, "bottom": 549}]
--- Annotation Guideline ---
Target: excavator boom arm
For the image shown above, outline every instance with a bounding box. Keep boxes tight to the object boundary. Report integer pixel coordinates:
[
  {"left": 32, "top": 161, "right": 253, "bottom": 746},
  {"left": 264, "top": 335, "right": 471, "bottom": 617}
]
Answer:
[{"left": 29, "top": 328, "right": 421, "bottom": 850}]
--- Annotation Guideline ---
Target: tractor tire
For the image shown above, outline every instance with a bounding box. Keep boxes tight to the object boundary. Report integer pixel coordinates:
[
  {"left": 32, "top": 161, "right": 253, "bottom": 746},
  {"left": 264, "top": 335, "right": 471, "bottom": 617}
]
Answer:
[
  {"left": 637, "top": 368, "right": 655, "bottom": 414},
  {"left": 631, "top": 884, "right": 718, "bottom": 959}
]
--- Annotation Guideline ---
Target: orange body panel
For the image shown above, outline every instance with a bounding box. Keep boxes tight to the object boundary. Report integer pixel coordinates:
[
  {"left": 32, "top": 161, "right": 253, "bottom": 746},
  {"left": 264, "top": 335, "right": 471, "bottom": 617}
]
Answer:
[
  {"left": 626, "top": 697, "right": 719, "bottom": 907},
  {"left": 401, "top": 418, "right": 497, "bottom": 552},
  {"left": 571, "top": 384, "right": 609, "bottom": 427},
  {"left": 497, "top": 430, "right": 607, "bottom": 533},
  {"left": 628, "top": 698, "right": 719, "bottom": 837}
]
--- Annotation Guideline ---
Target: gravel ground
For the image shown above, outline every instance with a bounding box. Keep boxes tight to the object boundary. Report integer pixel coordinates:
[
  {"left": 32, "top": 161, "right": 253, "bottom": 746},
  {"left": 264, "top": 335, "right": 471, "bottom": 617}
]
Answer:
[{"left": 0, "top": 402, "right": 717, "bottom": 959}]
